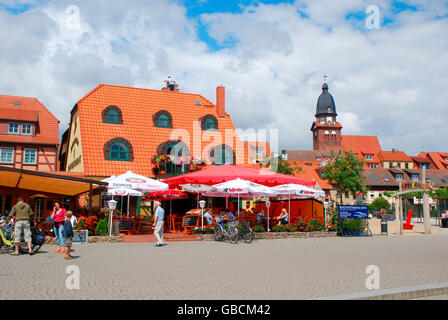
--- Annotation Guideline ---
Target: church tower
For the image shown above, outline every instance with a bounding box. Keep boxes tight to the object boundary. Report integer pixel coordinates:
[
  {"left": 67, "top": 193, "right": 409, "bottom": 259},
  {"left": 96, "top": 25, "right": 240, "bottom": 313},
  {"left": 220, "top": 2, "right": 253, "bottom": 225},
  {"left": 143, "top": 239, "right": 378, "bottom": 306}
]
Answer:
[{"left": 310, "top": 82, "right": 343, "bottom": 151}]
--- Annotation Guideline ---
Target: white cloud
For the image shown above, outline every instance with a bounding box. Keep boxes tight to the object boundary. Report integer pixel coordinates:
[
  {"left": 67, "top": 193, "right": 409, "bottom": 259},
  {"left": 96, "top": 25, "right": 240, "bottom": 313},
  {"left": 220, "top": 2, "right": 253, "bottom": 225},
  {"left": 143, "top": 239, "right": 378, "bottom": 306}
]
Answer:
[{"left": 0, "top": 0, "right": 447, "bottom": 156}]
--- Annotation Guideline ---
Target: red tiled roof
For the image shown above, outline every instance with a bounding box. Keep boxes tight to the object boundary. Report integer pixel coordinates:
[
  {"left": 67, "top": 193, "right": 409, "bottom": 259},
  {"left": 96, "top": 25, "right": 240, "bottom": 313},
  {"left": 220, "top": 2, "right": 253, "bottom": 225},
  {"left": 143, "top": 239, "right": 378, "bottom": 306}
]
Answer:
[
  {"left": 289, "top": 161, "right": 332, "bottom": 190},
  {"left": 342, "top": 135, "right": 382, "bottom": 154},
  {"left": 75, "top": 84, "right": 245, "bottom": 176},
  {"left": 0, "top": 108, "right": 38, "bottom": 122},
  {"left": 0, "top": 95, "right": 59, "bottom": 145},
  {"left": 378, "top": 150, "right": 412, "bottom": 162},
  {"left": 427, "top": 152, "right": 448, "bottom": 170}
]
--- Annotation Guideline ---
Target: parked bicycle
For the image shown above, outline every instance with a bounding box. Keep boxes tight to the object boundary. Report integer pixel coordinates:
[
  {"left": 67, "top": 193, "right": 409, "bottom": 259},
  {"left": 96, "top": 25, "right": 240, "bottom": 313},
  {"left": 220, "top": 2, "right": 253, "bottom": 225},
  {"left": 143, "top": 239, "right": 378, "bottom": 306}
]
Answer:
[
  {"left": 238, "top": 221, "right": 255, "bottom": 244},
  {"left": 0, "top": 216, "right": 45, "bottom": 254},
  {"left": 214, "top": 215, "right": 239, "bottom": 244}
]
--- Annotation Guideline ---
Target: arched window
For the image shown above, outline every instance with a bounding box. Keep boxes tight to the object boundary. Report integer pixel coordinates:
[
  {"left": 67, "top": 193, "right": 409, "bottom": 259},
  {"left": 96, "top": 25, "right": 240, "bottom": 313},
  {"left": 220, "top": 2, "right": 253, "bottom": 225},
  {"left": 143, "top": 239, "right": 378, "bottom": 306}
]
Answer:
[
  {"left": 324, "top": 131, "right": 330, "bottom": 136},
  {"left": 104, "top": 138, "right": 134, "bottom": 161},
  {"left": 158, "top": 114, "right": 169, "bottom": 128},
  {"left": 153, "top": 110, "right": 173, "bottom": 128},
  {"left": 205, "top": 118, "right": 216, "bottom": 130},
  {"left": 209, "top": 145, "right": 235, "bottom": 165},
  {"left": 108, "top": 109, "right": 119, "bottom": 124},
  {"left": 102, "top": 105, "right": 123, "bottom": 124},
  {"left": 200, "top": 114, "right": 219, "bottom": 131},
  {"left": 110, "top": 143, "right": 129, "bottom": 161}
]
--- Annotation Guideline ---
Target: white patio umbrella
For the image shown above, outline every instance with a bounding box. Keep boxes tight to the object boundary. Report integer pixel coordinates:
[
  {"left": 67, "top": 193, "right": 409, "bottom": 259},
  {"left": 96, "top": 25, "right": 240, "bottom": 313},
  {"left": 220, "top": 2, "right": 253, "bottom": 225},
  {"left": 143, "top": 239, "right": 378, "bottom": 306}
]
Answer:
[
  {"left": 102, "top": 171, "right": 168, "bottom": 217},
  {"left": 180, "top": 184, "right": 217, "bottom": 208},
  {"left": 106, "top": 188, "right": 144, "bottom": 218},
  {"left": 205, "top": 178, "right": 276, "bottom": 216},
  {"left": 272, "top": 183, "right": 325, "bottom": 219}
]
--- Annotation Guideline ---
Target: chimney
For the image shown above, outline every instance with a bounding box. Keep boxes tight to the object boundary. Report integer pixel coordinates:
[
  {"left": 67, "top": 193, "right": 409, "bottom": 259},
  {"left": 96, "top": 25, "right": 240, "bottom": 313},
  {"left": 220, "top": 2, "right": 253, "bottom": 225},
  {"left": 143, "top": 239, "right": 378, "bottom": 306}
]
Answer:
[{"left": 216, "top": 85, "right": 225, "bottom": 118}]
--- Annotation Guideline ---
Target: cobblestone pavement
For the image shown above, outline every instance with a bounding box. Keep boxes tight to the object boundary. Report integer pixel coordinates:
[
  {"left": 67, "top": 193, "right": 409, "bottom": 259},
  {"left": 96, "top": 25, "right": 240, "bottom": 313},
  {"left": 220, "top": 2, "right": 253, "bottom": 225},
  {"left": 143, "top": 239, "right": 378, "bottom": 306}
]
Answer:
[{"left": 1, "top": 234, "right": 448, "bottom": 300}]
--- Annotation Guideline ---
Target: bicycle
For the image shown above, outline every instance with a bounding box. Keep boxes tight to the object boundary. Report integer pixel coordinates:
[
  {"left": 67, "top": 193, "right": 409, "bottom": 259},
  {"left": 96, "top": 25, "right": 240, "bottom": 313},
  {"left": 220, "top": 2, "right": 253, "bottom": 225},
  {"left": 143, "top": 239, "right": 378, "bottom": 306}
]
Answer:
[
  {"left": 214, "top": 215, "right": 239, "bottom": 244},
  {"left": 0, "top": 217, "right": 45, "bottom": 254},
  {"left": 238, "top": 221, "right": 255, "bottom": 244}
]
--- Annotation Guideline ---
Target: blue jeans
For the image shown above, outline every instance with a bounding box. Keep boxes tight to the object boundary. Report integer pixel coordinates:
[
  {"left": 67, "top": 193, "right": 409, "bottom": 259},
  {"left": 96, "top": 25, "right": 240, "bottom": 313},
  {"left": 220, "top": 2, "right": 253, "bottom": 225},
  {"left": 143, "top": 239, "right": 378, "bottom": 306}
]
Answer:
[{"left": 54, "top": 224, "right": 66, "bottom": 246}]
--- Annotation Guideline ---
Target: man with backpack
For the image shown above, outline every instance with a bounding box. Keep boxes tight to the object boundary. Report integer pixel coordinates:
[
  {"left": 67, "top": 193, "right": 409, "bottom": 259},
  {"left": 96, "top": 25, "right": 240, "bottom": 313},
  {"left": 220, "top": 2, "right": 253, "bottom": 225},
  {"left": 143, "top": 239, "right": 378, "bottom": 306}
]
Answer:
[{"left": 0, "top": 197, "right": 35, "bottom": 255}]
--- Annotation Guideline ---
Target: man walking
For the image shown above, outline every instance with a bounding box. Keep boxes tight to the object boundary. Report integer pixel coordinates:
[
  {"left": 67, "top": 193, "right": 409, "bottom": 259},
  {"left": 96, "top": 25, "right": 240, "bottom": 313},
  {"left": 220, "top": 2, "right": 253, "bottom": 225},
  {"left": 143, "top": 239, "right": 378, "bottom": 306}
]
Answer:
[
  {"left": 153, "top": 201, "right": 165, "bottom": 247},
  {"left": 0, "top": 197, "right": 35, "bottom": 255}
]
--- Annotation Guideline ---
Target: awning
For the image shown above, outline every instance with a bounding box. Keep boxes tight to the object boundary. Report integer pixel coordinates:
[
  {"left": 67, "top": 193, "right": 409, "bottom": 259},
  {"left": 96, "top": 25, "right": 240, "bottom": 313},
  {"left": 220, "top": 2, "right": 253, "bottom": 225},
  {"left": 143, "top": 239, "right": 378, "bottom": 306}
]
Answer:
[{"left": 0, "top": 166, "right": 108, "bottom": 196}]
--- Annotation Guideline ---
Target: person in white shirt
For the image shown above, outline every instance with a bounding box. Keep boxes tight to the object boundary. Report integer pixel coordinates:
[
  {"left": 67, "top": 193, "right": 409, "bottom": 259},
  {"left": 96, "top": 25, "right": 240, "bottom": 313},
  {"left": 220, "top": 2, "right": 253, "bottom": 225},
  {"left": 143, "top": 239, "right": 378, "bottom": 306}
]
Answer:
[
  {"left": 153, "top": 201, "right": 165, "bottom": 247},
  {"left": 70, "top": 213, "right": 78, "bottom": 227}
]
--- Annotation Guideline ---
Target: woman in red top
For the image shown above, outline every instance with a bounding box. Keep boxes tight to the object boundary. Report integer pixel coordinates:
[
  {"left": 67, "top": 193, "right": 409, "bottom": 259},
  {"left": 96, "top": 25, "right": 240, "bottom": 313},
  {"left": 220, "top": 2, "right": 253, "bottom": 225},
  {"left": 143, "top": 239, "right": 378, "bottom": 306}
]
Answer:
[{"left": 51, "top": 201, "right": 67, "bottom": 254}]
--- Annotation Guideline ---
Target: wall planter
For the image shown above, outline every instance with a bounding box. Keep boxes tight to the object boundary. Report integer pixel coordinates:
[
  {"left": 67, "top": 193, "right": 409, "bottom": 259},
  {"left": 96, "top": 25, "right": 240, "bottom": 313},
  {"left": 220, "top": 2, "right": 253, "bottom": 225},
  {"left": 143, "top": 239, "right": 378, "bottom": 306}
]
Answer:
[{"left": 196, "top": 231, "right": 337, "bottom": 241}]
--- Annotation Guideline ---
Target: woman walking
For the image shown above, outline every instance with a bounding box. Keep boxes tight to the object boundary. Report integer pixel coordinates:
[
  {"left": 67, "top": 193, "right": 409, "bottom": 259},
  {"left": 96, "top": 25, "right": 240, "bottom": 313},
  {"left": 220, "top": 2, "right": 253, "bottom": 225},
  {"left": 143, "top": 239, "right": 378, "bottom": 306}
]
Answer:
[{"left": 51, "top": 201, "right": 67, "bottom": 254}]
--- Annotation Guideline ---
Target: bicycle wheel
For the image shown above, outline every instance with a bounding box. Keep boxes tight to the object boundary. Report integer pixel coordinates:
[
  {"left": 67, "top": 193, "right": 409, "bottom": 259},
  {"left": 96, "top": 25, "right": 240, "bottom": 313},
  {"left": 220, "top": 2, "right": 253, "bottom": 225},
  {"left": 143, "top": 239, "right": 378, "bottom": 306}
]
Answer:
[
  {"left": 214, "top": 225, "right": 224, "bottom": 242},
  {"left": 242, "top": 226, "right": 255, "bottom": 244},
  {"left": 228, "top": 226, "right": 239, "bottom": 244}
]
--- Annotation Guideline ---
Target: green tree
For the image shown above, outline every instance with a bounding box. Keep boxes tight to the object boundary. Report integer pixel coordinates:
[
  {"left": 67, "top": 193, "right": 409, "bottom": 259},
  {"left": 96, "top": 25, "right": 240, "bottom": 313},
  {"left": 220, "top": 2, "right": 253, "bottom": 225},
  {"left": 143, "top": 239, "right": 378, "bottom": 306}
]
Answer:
[
  {"left": 368, "top": 197, "right": 391, "bottom": 212},
  {"left": 261, "top": 154, "right": 302, "bottom": 176},
  {"left": 323, "top": 151, "right": 367, "bottom": 204},
  {"left": 429, "top": 186, "right": 448, "bottom": 221}
]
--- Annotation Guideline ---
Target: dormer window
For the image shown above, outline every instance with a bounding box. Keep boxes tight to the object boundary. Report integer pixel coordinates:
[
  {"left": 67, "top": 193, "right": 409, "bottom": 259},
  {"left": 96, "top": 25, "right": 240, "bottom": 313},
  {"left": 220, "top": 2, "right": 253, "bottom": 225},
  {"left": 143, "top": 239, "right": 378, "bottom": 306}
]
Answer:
[
  {"left": 365, "top": 154, "right": 373, "bottom": 160},
  {"left": 8, "top": 123, "right": 19, "bottom": 134},
  {"left": 102, "top": 105, "right": 123, "bottom": 124},
  {"left": 205, "top": 118, "right": 216, "bottom": 130},
  {"left": 22, "top": 123, "right": 32, "bottom": 135},
  {"left": 107, "top": 109, "right": 119, "bottom": 124},
  {"left": 200, "top": 115, "right": 219, "bottom": 131},
  {"left": 158, "top": 114, "right": 169, "bottom": 128},
  {"left": 153, "top": 110, "right": 173, "bottom": 128}
]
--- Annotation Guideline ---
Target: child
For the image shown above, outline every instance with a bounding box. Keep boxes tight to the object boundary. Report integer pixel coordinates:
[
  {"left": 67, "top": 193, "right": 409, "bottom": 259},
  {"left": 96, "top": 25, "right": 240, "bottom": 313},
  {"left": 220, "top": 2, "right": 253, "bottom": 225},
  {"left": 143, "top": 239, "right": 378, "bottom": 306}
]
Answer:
[{"left": 64, "top": 211, "right": 75, "bottom": 260}]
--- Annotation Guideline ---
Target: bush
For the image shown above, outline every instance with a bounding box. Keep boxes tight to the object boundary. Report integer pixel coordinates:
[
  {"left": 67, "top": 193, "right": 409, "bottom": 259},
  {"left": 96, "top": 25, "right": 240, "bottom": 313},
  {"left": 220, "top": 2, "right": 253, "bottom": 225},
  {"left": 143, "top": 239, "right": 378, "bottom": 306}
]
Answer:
[
  {"left": 338, "top": 219, "right": 366, "bottom": 232},
  {"left": 95, "top": 218, "right": 109, "bottom": 236},
  {"left": 252, "top": 224, "right": 266, "bottom": 233}
]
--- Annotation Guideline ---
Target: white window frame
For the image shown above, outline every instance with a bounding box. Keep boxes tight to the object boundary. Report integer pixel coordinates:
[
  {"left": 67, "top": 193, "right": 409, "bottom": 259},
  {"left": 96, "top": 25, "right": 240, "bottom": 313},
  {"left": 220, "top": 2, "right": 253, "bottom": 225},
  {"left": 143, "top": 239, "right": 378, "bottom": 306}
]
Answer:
[
  {"left": 23, "top": 148, "right": 37, "bottom": 165},
  {"left": 395, "top": 174, "right": 403, "bottom": 181},
  {"left": 0, "top": 147, "right": 14, "bottom": 164},
  {"left": 21, "top": 123, "right": 32, "bottom": 135},
  {"left": 366, "top": 154, "right": 373, "bottom": 160},
  {"left": 370, "top": 163, "right": 378, "bottom": 168},
  {"left": 411, "top": 175, "right": 419, "bottom": 182},
  {"left": 370, "top": 193, "right": 375, "bottom": 198},
  {"left": 8, "top": 123, "right": 19, "bottom": 134}
]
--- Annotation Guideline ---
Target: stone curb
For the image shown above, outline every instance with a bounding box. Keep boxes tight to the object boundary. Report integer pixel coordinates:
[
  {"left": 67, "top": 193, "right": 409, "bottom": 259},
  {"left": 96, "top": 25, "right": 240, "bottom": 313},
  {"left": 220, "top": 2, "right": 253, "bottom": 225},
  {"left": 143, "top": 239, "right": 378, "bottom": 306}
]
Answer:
[
  {"left": 196, "top": 231, "right": 337, "bottom": 241},
  {"left": 313, "top": 282, "right": 448, "bottom": 300},
  {"left": 44, "top": 236, "right": 123, "bottom": 244}
]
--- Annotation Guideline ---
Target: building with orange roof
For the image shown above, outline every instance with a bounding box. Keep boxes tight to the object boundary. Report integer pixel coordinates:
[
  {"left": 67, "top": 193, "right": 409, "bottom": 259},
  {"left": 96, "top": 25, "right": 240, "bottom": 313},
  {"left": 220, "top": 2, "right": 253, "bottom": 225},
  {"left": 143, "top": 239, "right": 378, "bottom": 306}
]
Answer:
[
  {"left": 341, "top": 135, "right": 383, "bottom": 168},
  {"left": 378, "top": 149, "right": 414, "bottom": 169},
  {"left": 416, "top": 152, "right": 448, "bottom": 170},
  {"left": 0, "top": 95, "right": 59, "bottom": 172},
  {"left": 60, "top": 83, "right": 263, "bottom": 179}
]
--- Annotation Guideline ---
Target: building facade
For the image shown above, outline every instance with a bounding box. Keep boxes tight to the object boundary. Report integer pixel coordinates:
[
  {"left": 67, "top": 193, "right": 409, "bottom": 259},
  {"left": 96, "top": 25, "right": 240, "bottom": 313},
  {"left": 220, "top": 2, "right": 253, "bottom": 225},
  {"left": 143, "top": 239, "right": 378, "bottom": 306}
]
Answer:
[{"left": 60, "top": 83, "right": 260, "bottom": 179}]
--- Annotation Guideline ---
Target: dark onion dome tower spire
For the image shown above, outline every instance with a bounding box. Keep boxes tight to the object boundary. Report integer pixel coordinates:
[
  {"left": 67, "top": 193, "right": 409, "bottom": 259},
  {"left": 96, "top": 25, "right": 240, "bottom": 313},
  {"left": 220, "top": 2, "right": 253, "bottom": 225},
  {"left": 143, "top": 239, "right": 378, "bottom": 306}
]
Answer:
[
  {"left": 316, "top": 82, "right": 337, "bottom": 117},
  {"left": 311, "top": 80, "right": 343, "bottom": 151}
]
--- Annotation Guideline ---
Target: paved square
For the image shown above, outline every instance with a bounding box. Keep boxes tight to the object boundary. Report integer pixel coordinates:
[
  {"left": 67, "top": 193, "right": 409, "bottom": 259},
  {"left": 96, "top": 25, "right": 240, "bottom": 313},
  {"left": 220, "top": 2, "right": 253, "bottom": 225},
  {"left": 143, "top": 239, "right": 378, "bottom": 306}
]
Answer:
[{"left": 2, "top": 233, "right": 448, "bottom": 300}]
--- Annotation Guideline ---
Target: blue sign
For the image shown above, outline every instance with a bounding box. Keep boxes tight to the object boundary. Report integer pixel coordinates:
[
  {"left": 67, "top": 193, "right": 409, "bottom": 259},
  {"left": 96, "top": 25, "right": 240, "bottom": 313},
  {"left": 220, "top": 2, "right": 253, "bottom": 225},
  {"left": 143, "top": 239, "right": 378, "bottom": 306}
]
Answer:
[{"left": 338, "top": 205, "right": 369, "bottom": 219}]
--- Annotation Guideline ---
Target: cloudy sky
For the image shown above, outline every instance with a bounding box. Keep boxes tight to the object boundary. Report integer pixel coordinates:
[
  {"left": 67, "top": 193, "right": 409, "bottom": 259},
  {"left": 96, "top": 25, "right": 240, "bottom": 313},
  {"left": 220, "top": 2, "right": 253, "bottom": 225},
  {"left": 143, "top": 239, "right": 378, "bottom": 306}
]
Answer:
[{"left": 0, "top": 0, "right": 447, "bottom": 155}]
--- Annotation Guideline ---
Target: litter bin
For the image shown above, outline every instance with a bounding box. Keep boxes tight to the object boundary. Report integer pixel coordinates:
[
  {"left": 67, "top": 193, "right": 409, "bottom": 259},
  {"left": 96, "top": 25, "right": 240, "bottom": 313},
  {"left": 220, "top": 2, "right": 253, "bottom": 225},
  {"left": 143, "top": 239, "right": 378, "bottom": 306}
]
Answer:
[
  {"left": 381, "top": 218, "right": 388, "bottom": 235},
  {"left": 442, "top": 218, "right": 448, "bottom": 228}
]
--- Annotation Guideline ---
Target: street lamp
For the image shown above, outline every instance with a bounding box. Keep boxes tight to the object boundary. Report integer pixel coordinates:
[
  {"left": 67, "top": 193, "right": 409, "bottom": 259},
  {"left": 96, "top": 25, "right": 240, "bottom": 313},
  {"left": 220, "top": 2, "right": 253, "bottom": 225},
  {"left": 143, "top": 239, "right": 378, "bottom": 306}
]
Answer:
[
  {"left": 199, "top": 200, "right": 206, "bottom": 230},
  {"left": 108, "top": 199, "right": 117, "bottom": 236},
  {"left": 265, "top": 200, "right": 271, "bottom": 232}
]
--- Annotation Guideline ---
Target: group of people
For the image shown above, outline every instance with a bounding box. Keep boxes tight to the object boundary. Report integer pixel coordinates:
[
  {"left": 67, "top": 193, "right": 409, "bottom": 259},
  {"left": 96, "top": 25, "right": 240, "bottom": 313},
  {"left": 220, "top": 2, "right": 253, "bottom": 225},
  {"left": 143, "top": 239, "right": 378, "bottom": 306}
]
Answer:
[
  {"left": 0, "top": 198, "right": 75, "bottom": 259},
  {"left": 201, "top": 205, "right": 289, "bottom": 226}
]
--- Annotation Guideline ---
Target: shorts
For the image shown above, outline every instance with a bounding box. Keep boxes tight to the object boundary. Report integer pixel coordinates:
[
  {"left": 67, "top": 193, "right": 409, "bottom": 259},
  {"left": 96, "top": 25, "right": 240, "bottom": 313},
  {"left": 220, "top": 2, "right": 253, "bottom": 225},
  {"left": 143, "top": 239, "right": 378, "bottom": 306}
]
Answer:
[
  {"left": 280, "top": 218, "right": 288, "bottom": 225},
  {"left": 14, "top": 220, "right": 31, "bottom": 243},
  {"left": 65, "top": 237, "right": 72, "bottom": 247}
]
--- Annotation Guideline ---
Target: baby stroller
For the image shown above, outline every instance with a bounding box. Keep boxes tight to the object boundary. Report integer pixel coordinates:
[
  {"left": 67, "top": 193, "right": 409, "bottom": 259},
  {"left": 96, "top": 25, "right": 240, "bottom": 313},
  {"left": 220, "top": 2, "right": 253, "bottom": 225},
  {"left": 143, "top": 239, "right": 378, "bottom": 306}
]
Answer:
[{"left": 256, "top": 212, "right": 267, "bottom": 225}]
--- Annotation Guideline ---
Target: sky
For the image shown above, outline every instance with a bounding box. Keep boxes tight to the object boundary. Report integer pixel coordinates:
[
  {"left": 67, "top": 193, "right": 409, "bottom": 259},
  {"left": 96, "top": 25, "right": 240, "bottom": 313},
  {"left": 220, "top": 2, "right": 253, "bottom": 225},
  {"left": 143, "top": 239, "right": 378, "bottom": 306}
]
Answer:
[{"left": 0, "top": 0, "right": 447, "bottom": 156}]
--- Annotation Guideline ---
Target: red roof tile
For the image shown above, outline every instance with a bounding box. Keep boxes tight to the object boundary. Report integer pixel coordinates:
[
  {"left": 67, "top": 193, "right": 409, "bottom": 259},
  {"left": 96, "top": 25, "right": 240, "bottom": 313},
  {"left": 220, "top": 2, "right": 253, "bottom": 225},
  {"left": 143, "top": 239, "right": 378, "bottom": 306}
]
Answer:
[
  {"left": 0, "top": 95, "right": 59, "bottom": 145},
  {"left": 342, "top": 135, "right": 382, "bottom": 154},
  {"left": 378, "top": 150, "right": 412, "bottom": 162}
]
